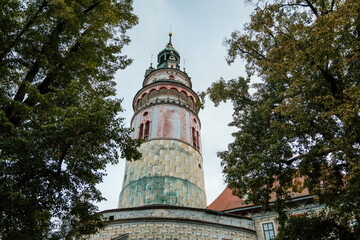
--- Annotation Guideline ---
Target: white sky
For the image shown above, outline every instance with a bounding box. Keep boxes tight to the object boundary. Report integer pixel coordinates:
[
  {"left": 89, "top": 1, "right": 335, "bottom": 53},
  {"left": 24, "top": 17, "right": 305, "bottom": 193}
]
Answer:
[{"left": 96, "top": 0, "right": 255, "bottom": 211}]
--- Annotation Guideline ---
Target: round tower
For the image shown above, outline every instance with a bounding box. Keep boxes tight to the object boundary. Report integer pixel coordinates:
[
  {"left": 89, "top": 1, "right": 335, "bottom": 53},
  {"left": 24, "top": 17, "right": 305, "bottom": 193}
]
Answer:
[{"left": 118, "top": 33, "right": 206, "bottom": 208}]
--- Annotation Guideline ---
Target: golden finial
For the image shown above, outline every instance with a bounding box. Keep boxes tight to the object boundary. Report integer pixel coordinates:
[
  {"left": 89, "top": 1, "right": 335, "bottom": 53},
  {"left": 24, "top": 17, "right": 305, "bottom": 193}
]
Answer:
[
  {"left": 168, "top": 32, "right": 173, "bottom": 46},
  {"left": 148, "top": 54, "right": 153, "bottom": 69}
]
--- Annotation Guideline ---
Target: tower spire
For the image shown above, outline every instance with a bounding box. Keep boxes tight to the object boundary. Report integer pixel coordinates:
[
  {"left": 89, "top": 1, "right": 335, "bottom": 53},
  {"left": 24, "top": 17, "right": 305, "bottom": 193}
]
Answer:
[{"left": 167, "top": 32, "right": 173, "bottom": 47}]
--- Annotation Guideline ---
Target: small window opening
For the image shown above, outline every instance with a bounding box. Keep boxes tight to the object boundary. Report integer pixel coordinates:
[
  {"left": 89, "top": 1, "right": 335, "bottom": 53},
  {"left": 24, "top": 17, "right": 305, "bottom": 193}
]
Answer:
[
  {"left": 139, "top": 123, "right": 144, "bottom": 138},
  {"left": 196, "top": 131, "right": 200, "bottom": 150},
  {"left": 144, "top": 121, "right": 150, "bottom": 140},
  {"left": 192, "top": 127, "right": 199, "bottom": 149},
  {"left": 109, "top": 215, "right": 114, "bottom": 221},
  {"left": 263, "top": 222, "right": 276, "bottom": 240}
]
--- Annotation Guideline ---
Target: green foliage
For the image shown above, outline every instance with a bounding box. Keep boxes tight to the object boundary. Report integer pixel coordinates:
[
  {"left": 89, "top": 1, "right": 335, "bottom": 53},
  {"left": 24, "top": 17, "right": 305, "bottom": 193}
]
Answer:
[
  {"left": 276, "top": 212, "right": 356, "bottom": 240},
  {"left": 0, "top": 0, "right": 140, "bottom": 238},
  {"left": 207, "top": 0, "right": 359, "bottom": 233}
]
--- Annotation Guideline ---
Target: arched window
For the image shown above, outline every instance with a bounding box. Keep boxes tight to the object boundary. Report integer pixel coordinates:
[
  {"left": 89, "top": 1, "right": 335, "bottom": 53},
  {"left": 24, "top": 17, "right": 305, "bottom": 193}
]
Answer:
[
  {"left": 192, "top": 127, "right": 197, "bottom": 149},
  {"left": 136, "top": 98, "right": 141, "bottom": 109},
  {"left": 196, "top": 131, "right": 200, "bottom": 150},
  {"left": 192, "top": 127, "right": 200, "bottom": 150},
  {"left": 139, "top": 123, "right": 144, "bottom": 139},
  {"left": 144, "top": 121, "right": 150, "bottom": 140},
  {"left": 139, "top": 121, "right": 151, "bottom": 140}
]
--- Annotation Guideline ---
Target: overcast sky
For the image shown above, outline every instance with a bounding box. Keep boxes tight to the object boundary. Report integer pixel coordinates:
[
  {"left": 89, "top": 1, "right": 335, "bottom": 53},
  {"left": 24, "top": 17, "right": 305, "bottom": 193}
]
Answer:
[{"left": 96, "top": 0, "right": 255, "bottom": 211}]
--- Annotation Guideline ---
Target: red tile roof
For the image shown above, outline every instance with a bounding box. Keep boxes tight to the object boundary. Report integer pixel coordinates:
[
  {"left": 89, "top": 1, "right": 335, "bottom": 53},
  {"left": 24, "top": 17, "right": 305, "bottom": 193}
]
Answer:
[
  {"left": 207, "top": 178, "right": 311, "bottom": 212},
  {"left": 207, "top": 187, "right": 251, "bottom": 212}
]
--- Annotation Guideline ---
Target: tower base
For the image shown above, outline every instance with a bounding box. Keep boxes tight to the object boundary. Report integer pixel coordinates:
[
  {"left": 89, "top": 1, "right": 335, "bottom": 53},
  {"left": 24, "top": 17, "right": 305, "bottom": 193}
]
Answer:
[{"left": 88, "top": 205, "right": 256, "bottom": 240}]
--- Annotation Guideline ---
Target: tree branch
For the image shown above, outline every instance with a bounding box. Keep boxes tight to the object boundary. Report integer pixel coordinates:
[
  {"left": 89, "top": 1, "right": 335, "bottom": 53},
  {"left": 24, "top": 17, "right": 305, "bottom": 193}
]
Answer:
[
  {"left": 330, "top": 0, "right": 335, "bottom": 11},
  {"left": 317, "top": 66, "right": 342, "bottom": 100},
  {"left": 36, "top": 41, "right": 81, "bottom": 95},
  {"left": 57, "top": 145, "right": 71, "bottom": 174},
  {"left": 239, "top": 43, "right": 267, "bottom": 60},
  {"left": 304, "top": 0, "right": 319, "bottom": 17}
]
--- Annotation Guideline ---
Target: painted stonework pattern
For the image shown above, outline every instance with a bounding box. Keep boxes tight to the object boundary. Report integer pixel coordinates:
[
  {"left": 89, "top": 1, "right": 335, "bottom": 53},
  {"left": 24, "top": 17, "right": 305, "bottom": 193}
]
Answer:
[
  {"left": 89, "top": 207, "right": 255, "bottom": 240},
  {"left": 118, "top": 140, "right": 206, "bottom": 208}
]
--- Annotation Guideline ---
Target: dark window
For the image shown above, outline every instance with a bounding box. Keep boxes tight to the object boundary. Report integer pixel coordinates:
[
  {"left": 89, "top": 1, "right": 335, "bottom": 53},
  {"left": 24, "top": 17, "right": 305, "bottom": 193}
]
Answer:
[
  {"left": 263, "top": 222, "right": 275, "bottom": 240},
  {"left": 139, "top": 123, "right": 144, "bottom": 138},
  {"left": 196, "top": 131, "right": 200, "bottom": 150},
  {"left": 192, "top": 127, "right": 199, "bottom": 149},
  {"left": 144, "top": 121, "right": 150, "bottom": 140},
  {"left": 192, "top": 127, "right": 200, "bottom": 150},
  {"left": 109, "top": 215, "right": 114, "bottom": 221}
]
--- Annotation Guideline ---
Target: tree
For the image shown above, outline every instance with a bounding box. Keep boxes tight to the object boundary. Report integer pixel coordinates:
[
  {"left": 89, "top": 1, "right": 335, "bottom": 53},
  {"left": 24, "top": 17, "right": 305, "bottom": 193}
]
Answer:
[
  {"left": 206, "top": 0, "right": 359, "bottom": 234},
  {"left": 0, "top": 0, "right": 141, "bottom": 239},
  {"left": 276, "top": 213, "right": 355, "bottom": 240}
]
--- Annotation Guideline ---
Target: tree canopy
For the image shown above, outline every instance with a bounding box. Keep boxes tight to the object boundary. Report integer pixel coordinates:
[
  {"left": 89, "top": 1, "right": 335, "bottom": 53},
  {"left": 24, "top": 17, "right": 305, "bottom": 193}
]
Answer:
[
  {"left": 0, "top": 0, "right": 140, "bottom": 239},
  {"left": 276, "top": 212, "right": 355, "bottom": 240},
  {"left": 206, "top": 0, "right": 359, "bottom": 234}
]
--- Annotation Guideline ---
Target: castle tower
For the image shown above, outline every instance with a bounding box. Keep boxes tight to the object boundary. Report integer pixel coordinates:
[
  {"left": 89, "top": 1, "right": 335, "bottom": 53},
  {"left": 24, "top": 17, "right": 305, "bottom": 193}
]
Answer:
[
  {"left": 118, "top": 33, "right": 206, "bottom": 208},
  {"left": 90, "top": 35, "right": 256, "bottom": 240}
]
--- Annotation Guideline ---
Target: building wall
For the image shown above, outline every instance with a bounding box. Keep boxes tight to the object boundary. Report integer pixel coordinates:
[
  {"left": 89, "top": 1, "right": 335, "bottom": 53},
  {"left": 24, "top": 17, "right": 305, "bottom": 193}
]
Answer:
[
  {"left": 233, "top": 200, "right": 324, "bottom": 240},
  {"left": 132, "top": 104, "right": 200, "bottom": 150},
  {"left": 254, "top": 216, "right": 278, "bottom": 240},
  {"left": 118, "top": 139, "right": 206, "bottom": 208},
  {"left": 89, "top": 207, "right": 256, "bottom": 240},
  {"left": 144, "top": 69, "right": 191, "bottom": 87},
  {"left": 89, "top": 221, "right": 255, "bottom": 240}
]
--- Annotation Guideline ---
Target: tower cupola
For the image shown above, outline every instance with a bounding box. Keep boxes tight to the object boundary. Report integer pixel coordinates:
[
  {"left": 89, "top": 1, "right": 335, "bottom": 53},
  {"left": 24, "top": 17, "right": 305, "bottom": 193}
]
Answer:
[{"left": 157, "top": 32, "right": 180, "bottom": 69}]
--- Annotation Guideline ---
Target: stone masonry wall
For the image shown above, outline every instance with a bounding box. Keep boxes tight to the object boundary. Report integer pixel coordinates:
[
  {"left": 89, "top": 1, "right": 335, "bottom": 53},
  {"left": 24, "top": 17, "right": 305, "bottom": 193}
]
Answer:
[
  {"left": 89, "top": 221, "right": 255, "bottom": 240},
  {"left": 118, "top": 139, "right": 206, "bottom": 208}
]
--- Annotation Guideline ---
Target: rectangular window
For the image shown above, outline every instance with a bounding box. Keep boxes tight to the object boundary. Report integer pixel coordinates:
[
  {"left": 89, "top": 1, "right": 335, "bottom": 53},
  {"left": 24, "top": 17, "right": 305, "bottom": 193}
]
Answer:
[{"left": 263, "top": 222, "right": 275, "bottom": 240}]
